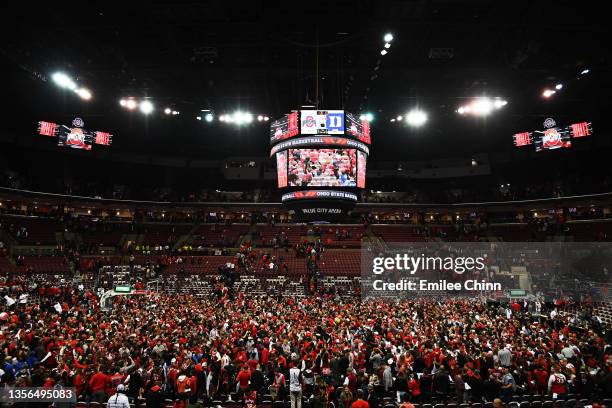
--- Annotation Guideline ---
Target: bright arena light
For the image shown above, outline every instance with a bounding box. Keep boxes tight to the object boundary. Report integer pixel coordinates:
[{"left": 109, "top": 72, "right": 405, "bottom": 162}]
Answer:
[
  {"left": 51, "top": 72, "right": 77, "bottom": 90},
  {"left": 580, "top": 68, "right": 590, "bottom": 75},
  {"left": 542, "top": 89, "right": 556, "bottom": 98},
  {"left": 172, "top": 111, "right": 179, "bottom": 115},
  {"left": 139, "top": 100, "right": 154, "bottom": 114},
  {"left": 457, "top": 97, "right": 506, "bottom": 116},
  {"left": 406, "top": 109, "right": 427, "bottom": 127},
  {"left": 555, "top": 83, "right": 563, "bottom": 90},
  {"left": 472, "top": 98, "right": 494, "bottom": 115},
  {"left": 205, "top": 113, "right": 214, "bottom": 122},
  {"left": 120, "top": 99, "right": 127, "bottom": 107},
  {"left": 125, "top": 99, "right": 137, "bottom": 110},
  {"left": 164, "top": 108, "right": 172, "bottom": 115},
  {"left": 380, "top": 49, "right": 388, "bottom": 56},
  {"left": 384, "top": 42, "right": 391, "bottom": 49},
  {"left": 257, "top": 115, "right": 264, "bottom": 121},
  {"left": 396, "top": 115, "right": 403, "bottom": 121},
  {"left": 232, "top": 112, "right": 253, "bottom": 125},
  {"left": 264, "top": 116, "right": 269, "bottom": 121},
  {"left": 493, "top": 99, "right": 507, "bottom": 108},
  {"left": 365, "top": 113, "right": 374, "bottom": 122},
  {"left": 384, "top": 33, "right": 394, "bottom": 42},
  {"left": 75, "top": 88, "right": 92, "bottom": 100}
]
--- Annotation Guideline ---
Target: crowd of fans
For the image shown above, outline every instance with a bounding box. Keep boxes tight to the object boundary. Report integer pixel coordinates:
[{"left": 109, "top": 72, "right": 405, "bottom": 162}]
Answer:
[
  {"left": 287, "top": 149, "right": 357, "bottom": 188},
  {"left": 0, "top": 283, "right": 611, "bottom": 408}
]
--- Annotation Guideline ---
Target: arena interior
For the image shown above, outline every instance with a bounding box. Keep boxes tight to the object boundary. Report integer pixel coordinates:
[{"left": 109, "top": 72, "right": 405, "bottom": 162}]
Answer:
[{"left": 1, "top": 2, "right": 612, "bottom": 408}]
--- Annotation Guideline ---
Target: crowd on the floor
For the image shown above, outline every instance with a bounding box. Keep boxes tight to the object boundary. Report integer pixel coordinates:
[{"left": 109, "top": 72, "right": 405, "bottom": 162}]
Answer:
[{"left": 0, "top": 285, "right": 611, "bottom": 408}]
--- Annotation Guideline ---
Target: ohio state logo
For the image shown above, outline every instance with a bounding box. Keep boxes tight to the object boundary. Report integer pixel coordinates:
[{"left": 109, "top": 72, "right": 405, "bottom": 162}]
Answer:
[
  {"left": 542, "top": 128, "right": 563, "bottom": 149},
  {"left": 302, "top": 115, "right": 315, "bottom": 128}
]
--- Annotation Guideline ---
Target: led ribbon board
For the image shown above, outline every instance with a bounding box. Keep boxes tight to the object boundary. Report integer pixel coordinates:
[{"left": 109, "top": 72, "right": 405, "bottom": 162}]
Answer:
[
  {"left": 38, "top": 117, "right": 113, "bottom": 151},
  {"left": 513, "top": 118, "right": 592, "bottom": 151}
]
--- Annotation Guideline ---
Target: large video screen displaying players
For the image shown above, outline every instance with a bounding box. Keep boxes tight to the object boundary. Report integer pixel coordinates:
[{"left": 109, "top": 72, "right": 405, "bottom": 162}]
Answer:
[{"left": 287, "top": 149, "right": 357, "bottom": 187}]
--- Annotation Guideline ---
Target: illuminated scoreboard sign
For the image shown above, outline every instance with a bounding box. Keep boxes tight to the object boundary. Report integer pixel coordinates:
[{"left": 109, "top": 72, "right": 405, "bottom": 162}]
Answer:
[
  {"left": 300, "top": 110, "right": 345, "bottom": 134},
  {"left": 37, "top": 118, "right": 113, "bottom": 151},
  {"left": 270, "top": 112, "right": 299, "bottom": 143},
  {"left": 513, "top": 118, "right": 592, "bottom": 152}
]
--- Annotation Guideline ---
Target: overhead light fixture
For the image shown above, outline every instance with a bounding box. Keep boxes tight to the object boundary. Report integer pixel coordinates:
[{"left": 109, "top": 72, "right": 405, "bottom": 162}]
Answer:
[
  {"left": 384, "top": 43, "right": 391, "bottom": 49},
  {"left": 472, "top": 98, "right": 494, "bottom": 115},
  {"left": 172, "top": 110, "right": 179, "bottom": 115},
  {"left": 380, "top": 49, "right": 388, "bottom": 56},
  {"left": 139, "top": 100, "right": 154, "bottom": 114},
  {"left": 555, "top": 83, "right": 563, "bottom": 90},
  {"left": 75, "top": 88, "right": 92, "bottom": 100},
  {"left": 542, "top": 89, "right": 556, "bottom": 98},
  {"left": 457, "top": 97, "right": 506, "bottom": 116},
  {"left": 580, "top": 68, "right": 590, "bottom": 75},
  {"left": 264, "top": 116, "right": 269, "bottom": 121},
  {"left": 124, "top": 99, "right": 138, "bottom": 110},
  {"left": 384, "top": 33, "right": 394, "bottom": 42},
  {"left": 196, "top": 116, "right": 202, "bottom": 121},
  {"left": 406, "top": 109, "right": 427, "bottom": 127},
  {"left": 227, "top": 111, "right": 253, "bottom": 125},
  {"left": 493, "top": 99, "right": 507, "bottom": 108},
  {"left": 51, "top": 72, "right": 77, "bottom": 90},
  {"left": 257, "top": 115, "right": 264, "bottom": 121},
  {"left": 204, "top": 113, "right": 214, "bottom": 122},
  {"left": 396, "top": 115, "right": 403, "bottom": 121},
  {"left": 119, "top": 99, "right": 127, "bottom": 107},
  {"left": 164, "top": 108, "right": 172, "bottom": 115}
]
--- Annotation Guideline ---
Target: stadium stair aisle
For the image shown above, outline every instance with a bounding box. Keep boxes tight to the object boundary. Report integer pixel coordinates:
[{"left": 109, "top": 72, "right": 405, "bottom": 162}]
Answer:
[{"left": 172, "top": 222, "right": 201, "bottom": 251}]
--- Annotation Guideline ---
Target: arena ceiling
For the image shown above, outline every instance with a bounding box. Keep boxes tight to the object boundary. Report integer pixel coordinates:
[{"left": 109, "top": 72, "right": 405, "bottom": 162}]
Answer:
[{"left": 1, "top": 0, "right": 610, "bottom": 161}]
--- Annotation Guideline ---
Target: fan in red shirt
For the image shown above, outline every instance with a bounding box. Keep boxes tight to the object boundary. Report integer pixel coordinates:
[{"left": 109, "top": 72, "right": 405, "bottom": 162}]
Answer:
[
  {"left": 351, "top": 390, "right": 370, "bottom": 408},
  {"left": 236, "top": 365, "right": 252, "bottom": 394}
]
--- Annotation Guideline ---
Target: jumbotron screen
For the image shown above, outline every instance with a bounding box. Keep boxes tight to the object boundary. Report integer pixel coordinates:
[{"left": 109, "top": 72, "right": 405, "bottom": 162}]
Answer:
[
  {"left": 270, "top": 110, "right": 371, "bottom": 145},
  {"left": 287, "top": 148, "right": 357, "bottom": 187}
]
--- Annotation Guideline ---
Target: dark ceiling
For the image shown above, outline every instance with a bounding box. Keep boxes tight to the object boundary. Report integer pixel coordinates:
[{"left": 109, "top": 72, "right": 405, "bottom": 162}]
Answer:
[{"left": 1, "top": 0, "right": 610, "bottom": 161}]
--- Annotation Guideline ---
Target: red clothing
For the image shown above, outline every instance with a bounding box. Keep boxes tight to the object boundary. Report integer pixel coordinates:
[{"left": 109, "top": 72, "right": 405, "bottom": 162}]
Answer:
[
  {"left": 408, "top": 379, "right": 421, "bottom": 396},
  {"left": 247, "top": 359, "right": 259, "bottom": 371},
  {"left": 351, "top": 399, "right": 370, "bottom": 408},
  {"left": 237, "top": 369, "right": 251, "bottom": 389},
  {"left": 89, "top": 372, "right": 109, "bottom": 392}
]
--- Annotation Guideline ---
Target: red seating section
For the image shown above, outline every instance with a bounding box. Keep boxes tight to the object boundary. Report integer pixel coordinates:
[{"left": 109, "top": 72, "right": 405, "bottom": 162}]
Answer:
[
  {"left": 2, "top": 216, "right": 61, "bottom": 245},
  {"left": 318, "top": 226, "right": 364, "bottom": 248},
  {"left": 253, "top": 225, "right": 306, "bottom": 246},
  {"left": 372, "top": 225, "right": 429, "bottom": 242},
  {"left": 141, "top": 224, "right": 193, "bottom": 245},
  {"left": 0, "top": 256, "right": 69, "bottom": 273},
  {"left": 189, "top": 224, "right": 250, "bottom": 247}
]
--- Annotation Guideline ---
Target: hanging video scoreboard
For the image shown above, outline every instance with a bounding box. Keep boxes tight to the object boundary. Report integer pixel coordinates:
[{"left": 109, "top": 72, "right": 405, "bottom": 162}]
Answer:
[
  {"left": 513, "top": 118, "right": 592, "bottom": 152},
  {"left": 37, "top": 118, "right": 113, "bottom": 151},
  {"left": 271, "top": 109, "right": 371, "bottom": 219},
  {"left": 270, "top": 110, "right": 371, "bottom": 145}
]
